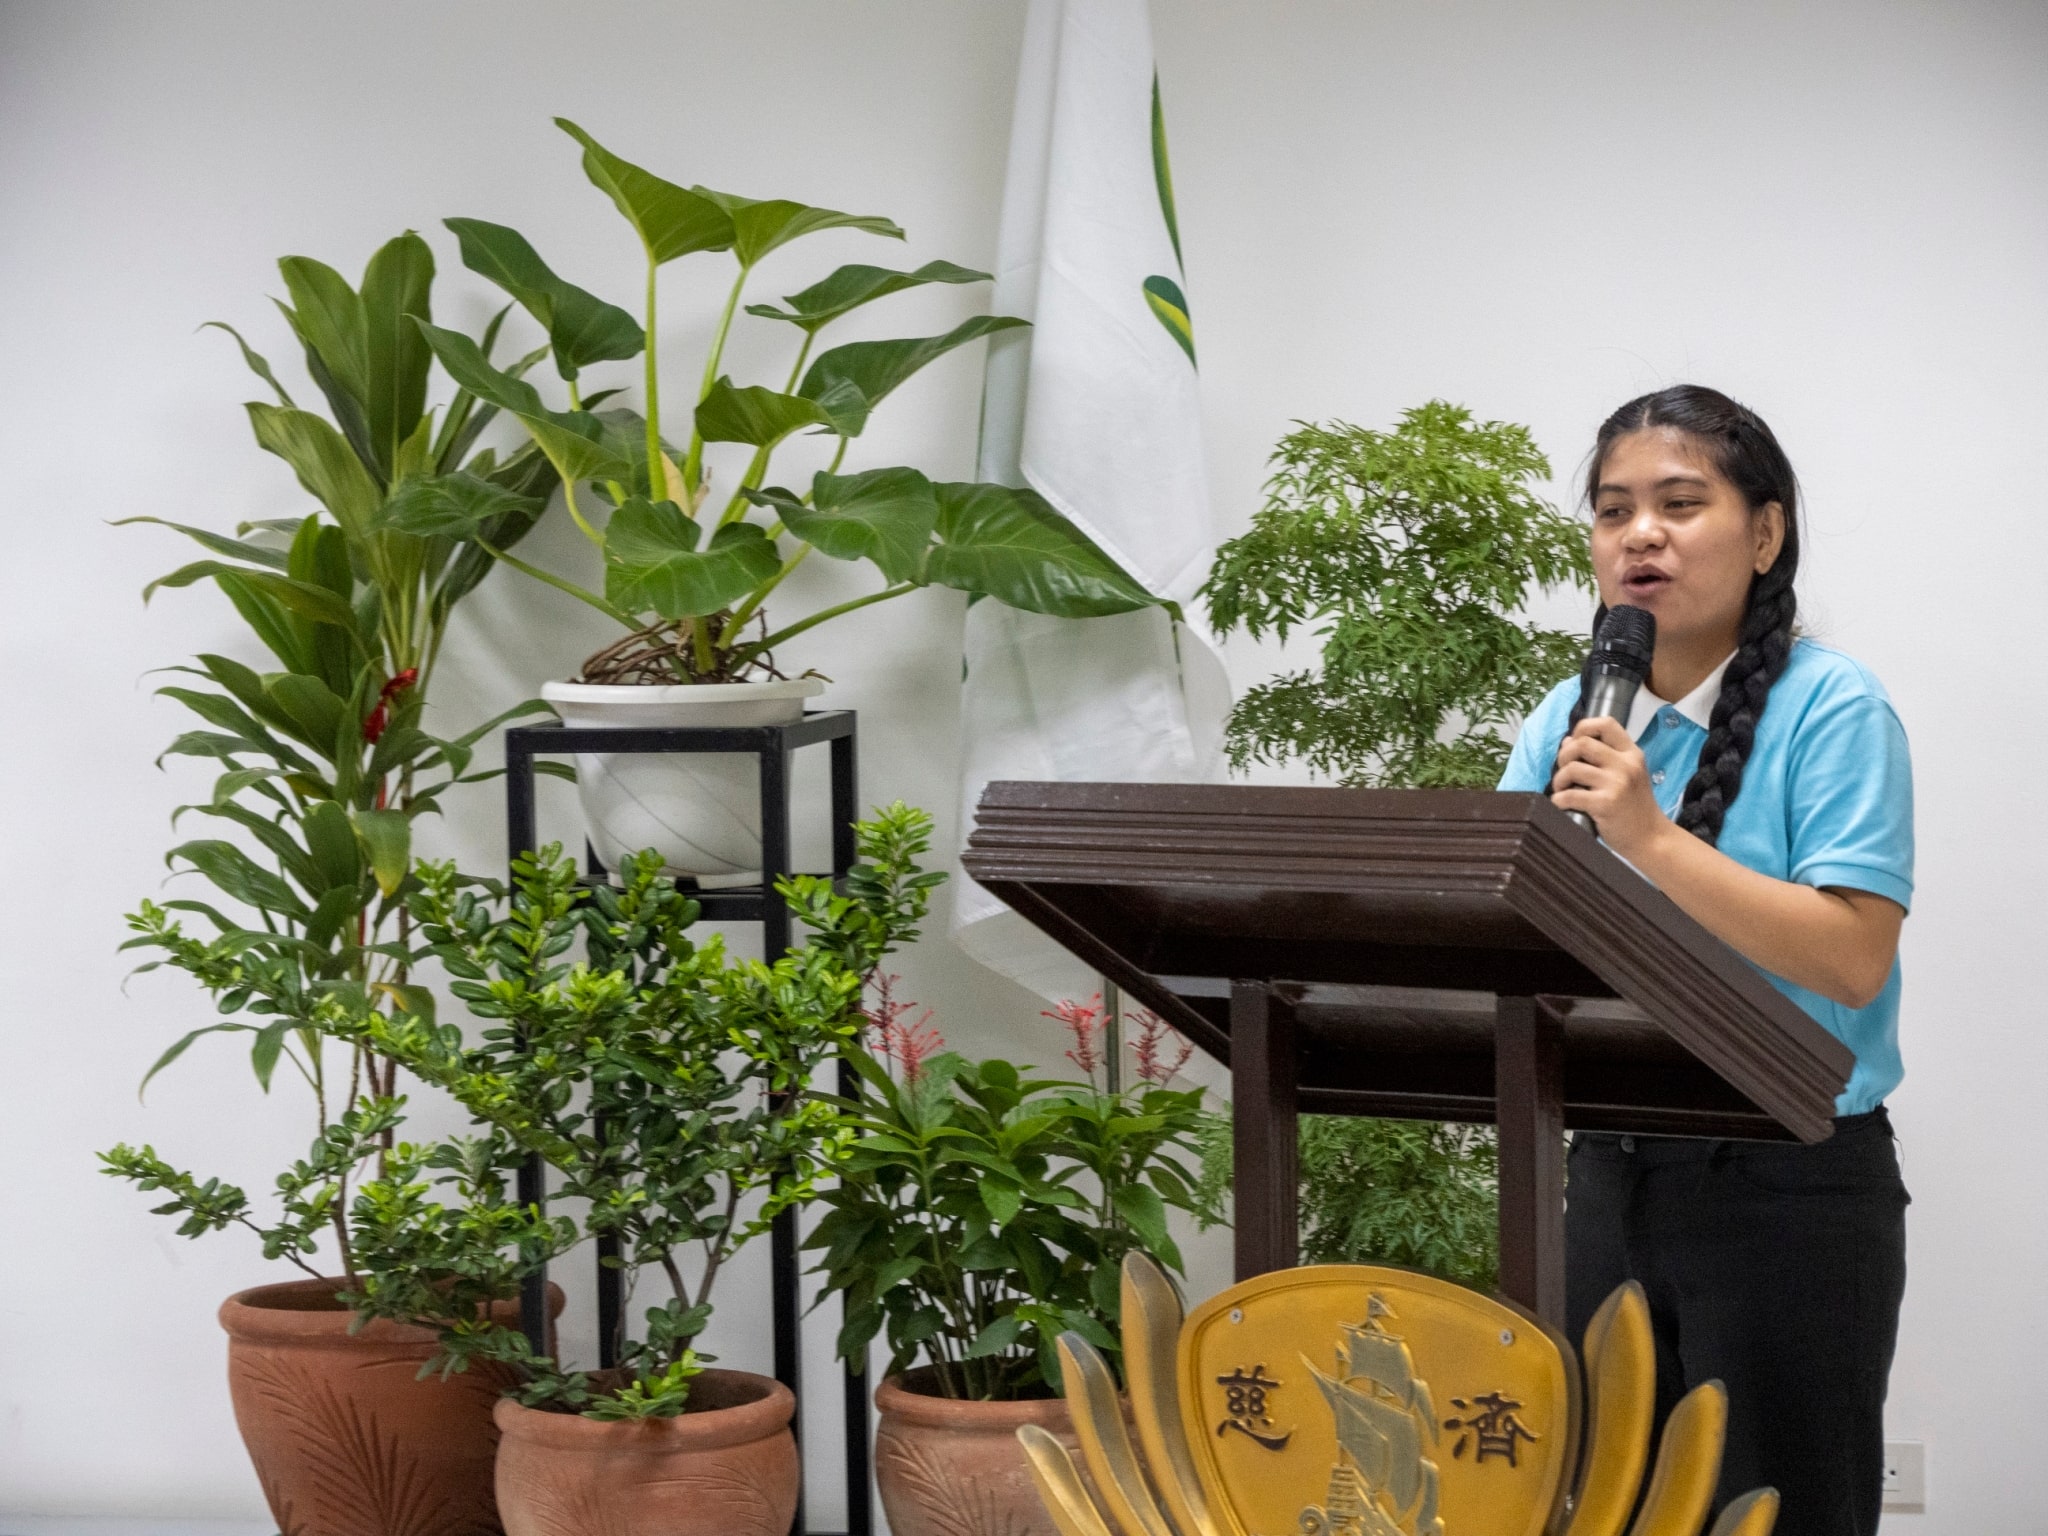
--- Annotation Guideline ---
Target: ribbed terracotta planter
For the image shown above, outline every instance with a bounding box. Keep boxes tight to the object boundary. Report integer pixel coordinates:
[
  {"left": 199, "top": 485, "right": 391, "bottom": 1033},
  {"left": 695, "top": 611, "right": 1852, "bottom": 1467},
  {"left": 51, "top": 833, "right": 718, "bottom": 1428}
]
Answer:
[
  {"left": 493, "top": 1368, "right": 798, "bottom": 1536},
  {"left": 874, "top": 1369, "right": 1083, "bottom": 1536},
  {"left": 220, "top": 1277, "right": 561, "bottom": 1536}
]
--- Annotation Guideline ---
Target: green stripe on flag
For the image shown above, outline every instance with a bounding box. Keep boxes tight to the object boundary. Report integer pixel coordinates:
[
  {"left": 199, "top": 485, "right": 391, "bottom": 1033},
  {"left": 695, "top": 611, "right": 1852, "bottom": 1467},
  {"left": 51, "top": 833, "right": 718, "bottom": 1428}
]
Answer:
[{"left": 1142, "top": 275, "right": 1196, "bottom": 367}]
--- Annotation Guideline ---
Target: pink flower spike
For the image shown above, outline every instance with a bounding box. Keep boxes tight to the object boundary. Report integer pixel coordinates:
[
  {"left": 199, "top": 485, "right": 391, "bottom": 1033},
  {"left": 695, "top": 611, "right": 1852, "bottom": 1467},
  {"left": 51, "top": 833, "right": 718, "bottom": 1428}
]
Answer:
[
  {"left": 1043, "top": 995, "right": 1104, "bottom": 1079},
  {"left": 1128, "top": 1008, "right": 1194, "bottom": 1085},
  {"left": 895, "top": 1010, "right": 945, "bottom": 1085},
  {"left": 863, "top": 974, "right": 919, "bottom": 1068}
]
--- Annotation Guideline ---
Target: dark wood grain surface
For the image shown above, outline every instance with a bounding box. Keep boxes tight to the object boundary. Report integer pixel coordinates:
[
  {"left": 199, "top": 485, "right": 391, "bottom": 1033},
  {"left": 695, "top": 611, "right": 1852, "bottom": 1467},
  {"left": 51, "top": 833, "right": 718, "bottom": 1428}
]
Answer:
[{"left": 964, "top": 781, "right": 1852, "bottom": 1143}]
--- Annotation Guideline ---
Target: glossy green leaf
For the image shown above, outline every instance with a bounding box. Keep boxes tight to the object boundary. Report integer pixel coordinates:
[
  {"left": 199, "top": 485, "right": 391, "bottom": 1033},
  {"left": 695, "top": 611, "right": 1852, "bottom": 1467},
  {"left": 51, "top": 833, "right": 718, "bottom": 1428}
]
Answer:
[
  {"left": 359, "top": 232, "right": 436, "bottom": 478},
  {"left": 245, "top": 403, "right": 383, "bottom": 538},
  {"left": 378, "top": 983, "right": 436, "bottom": 1022},
  {"left": 191, "top": 654, "right": 297, "bottom": 734},
  {"left": 979, "top": 1177, "right": 1023, "bottom": 1230},
  {"left": 168, "top": 839, "right": 309, "bottom": 918},
  {"left": 249, "top": 1021, "right": 291, "bottom": 1091},
  {"left": 744, "top": 260, "right": 990, "bottom": 334},
  {"left": 199, "top": 321, "right": 295, "bottom": 407},
  {"left": 139, "top": 1023, "right": 252, "bottom": 1100},
  {"left": 277, "top": 255, "right": 369, "bottom": 408},
  {"left": 555, "top": 118, "right": 734, "bottom": 264},
  {"left": 144, "top": 561, "right": 361, "bottom": 633},
  {"left": 352, "top": 808, "right": 411, "bottom": 896},
  {"left": 115, "top": 516, "right": 289, "bottom": 571},
  {"left": 301, "top": 798, "right": 362, "bottom": 893},
  {"left": 745, "top": 467, "right": 935, "bottom": 583},
  {"left": 798, "top": 315, "right": 1027, "bottom": 436},
  {"left": 445, "top": 218, "right": 642, "bottom": 380},
  {"left": 266, "top": 674, "right": 349, "bottom": 758},
  {"left": 964, "top": 1313, "right": 1027, "bottom": 1359},
  {"left": 380, "top": 471, "right": 544, "bottom": 539},
  {"left": 694, "top": 377, "right": 837, "bottom": 447},
  {"left": 603, "top": 498, "right": 780, "bottom": 619},
  {"left": 927, "top": 483, "right": 1160, "bottom": 617},
  {"left": 691, "top": 188, "right": 903, "bottom": 267},
  {"left": 414, "top": 321, "right": 630, "bottom": 485},
  {"left": 1110, "top": 1182, "right": 1171, "bottom": 1251},
  {"left": 154, "top": 688, "right": 308, "bottom": 771}
]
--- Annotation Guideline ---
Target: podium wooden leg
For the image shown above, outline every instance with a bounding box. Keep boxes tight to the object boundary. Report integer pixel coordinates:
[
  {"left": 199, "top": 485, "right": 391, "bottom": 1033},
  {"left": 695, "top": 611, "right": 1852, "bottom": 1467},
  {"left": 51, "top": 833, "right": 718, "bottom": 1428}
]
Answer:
[
  {"left": 1232, "top": 980, "right": 1298, "bottom": 1279},
  {"left": 1494, "top": 995, "right": 1565, "bottom": 1325}
]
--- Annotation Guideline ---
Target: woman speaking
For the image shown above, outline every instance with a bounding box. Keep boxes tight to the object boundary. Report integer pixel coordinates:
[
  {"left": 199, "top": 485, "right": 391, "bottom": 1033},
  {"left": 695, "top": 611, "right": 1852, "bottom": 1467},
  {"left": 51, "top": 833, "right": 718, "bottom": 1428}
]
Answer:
[{"left": 1498, "top": 385, "right": 1912, "bottom": 1536}]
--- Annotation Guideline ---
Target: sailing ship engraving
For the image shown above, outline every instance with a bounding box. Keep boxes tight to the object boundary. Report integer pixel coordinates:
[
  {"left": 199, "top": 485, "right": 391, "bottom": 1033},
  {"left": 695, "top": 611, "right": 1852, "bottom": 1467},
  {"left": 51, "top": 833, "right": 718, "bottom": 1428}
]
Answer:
[{"left": 1297, "top": 1296, "right": 1445, "bottom": 1536}]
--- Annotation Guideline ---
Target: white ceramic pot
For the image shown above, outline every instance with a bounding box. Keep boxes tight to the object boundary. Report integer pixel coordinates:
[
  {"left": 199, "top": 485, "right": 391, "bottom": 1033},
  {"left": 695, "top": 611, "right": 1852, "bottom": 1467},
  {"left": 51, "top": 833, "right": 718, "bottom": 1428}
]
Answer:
[{"left": 541, "top": 678, "right": 825, "bottom": 887}]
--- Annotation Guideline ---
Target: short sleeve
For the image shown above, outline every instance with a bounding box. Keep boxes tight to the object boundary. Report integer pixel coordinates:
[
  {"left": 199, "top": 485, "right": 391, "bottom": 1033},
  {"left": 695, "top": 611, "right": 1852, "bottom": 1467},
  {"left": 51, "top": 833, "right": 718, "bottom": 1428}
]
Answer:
[
  {"left": 1785, "top": 690, "right": 1915, "bottom": 910},
  {"left": 1497, "top": 678, "right": 1578, "bottom": 793}
]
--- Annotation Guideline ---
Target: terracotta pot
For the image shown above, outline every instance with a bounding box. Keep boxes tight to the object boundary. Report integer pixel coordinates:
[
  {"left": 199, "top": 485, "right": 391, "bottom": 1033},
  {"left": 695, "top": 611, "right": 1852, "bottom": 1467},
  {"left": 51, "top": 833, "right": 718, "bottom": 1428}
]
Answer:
[
  {"left": 874, "top": 1368, "right": 1084, "bottom": 1536},
  {"left": 220, "top": 1277, "right": 562, "bottom": 1536},
  {"left": 493, "top": 1367, "right": 798, "bottom": 1536}
]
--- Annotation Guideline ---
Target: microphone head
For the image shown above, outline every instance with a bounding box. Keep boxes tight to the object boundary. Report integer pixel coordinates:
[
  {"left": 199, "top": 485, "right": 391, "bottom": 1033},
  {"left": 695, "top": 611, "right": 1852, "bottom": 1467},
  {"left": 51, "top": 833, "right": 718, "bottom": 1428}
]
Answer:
[{"left": 1590, "top": 604, "right": 1656, "bottom": 678}]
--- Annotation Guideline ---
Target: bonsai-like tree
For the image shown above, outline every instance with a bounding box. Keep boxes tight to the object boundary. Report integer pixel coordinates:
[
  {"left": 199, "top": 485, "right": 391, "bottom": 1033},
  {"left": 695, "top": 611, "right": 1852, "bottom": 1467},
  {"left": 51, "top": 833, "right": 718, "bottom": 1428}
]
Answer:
[
  {"left": 1201, "top": 400, "right": 1593, "bottom": 1285},
  {"left": 1203, "top": 400, "right": 1590, "bottom": 787}
]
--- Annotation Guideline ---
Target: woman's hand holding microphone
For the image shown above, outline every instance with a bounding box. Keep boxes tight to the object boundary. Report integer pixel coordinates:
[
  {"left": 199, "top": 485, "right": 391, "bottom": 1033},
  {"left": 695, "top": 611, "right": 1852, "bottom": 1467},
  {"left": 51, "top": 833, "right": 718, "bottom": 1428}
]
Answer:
[{"left": 1548, "top": 718, "right": 1673, "bottom": 866}]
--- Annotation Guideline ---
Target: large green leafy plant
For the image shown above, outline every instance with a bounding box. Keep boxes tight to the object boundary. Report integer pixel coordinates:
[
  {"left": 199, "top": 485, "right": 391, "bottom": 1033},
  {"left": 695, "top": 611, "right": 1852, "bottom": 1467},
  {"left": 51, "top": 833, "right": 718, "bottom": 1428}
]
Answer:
[
  {"left": 104, "top": 235, "right": 560, "bottom": 1279},
  {"left": 342, "top": 805, "right": 941, "bottom": 1418},
  {"left": 1201, "top": 400, "right": 1594, "bottom": 1287},
  {"left": 808, "top": 994, "right": 1221, "bottom": 1400},
  {"left": 396, "top": 119, "right": 1167, "bottom": 684}
]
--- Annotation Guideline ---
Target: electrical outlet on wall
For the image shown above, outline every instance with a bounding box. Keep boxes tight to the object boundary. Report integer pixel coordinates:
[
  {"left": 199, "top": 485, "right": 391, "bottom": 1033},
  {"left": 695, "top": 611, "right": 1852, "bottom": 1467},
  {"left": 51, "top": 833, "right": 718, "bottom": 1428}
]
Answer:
[{"left": 1882, "top": 1440, "right": 1926, "bottom": 1514}]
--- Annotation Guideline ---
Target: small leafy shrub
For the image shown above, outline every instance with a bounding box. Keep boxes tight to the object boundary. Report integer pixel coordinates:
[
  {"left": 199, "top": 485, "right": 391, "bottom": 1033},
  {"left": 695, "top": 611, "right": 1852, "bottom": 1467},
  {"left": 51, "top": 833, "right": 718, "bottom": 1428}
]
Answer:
[
  {"left": 808, "top": 993, "right": 1220, "bottom": 1399},
  {"left": 342, "top": 804, "right": 939, "bottom": 1417}
]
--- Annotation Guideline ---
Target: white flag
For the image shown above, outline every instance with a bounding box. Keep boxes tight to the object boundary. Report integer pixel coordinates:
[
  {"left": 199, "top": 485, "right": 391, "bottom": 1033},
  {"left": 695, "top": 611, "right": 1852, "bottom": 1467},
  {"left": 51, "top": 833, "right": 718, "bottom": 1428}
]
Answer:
[{"left": 952, "top": 0, "right": 1230, "bottom": 999}]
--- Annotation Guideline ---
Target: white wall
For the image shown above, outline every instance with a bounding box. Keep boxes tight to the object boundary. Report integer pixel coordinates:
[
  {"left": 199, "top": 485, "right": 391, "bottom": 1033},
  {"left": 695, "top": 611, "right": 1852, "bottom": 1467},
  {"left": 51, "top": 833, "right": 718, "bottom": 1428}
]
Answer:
[{"left": 3, "top": 1, "right": 2043, "bottom": 1529}]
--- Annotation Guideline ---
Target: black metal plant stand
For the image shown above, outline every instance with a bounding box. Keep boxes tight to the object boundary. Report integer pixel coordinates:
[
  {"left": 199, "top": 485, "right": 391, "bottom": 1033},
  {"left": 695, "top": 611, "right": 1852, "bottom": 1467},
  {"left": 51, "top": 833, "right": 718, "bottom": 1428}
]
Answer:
[{"left": 503, "top": 710, "right": 869, "bottom": 1536}]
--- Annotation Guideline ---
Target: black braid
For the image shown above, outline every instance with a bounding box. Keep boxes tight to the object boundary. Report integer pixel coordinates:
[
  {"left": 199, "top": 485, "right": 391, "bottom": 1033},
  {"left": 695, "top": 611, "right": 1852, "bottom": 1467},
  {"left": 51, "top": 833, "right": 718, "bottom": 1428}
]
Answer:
[
  {"left": 1673, "top": 563, "right": 1796, "bottom": 845},
  {"left": 1569, "top": 386, "right": 1803, "bottom": 846}
]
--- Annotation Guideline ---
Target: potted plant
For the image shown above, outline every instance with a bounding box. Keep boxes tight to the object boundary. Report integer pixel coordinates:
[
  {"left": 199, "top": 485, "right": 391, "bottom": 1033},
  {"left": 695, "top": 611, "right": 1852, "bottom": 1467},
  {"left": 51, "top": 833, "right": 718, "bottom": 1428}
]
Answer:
[
  {"left": 345, "top": 805, "right": 940, "bottom": 1536},
  {"left": 101, "top": 233, "right": 568, "bottom": 1536},
  {"left": 394, "top": 119, "right": 1170, "bottom": 884},
  {"left": 807, "top": 991, "right": 1223, "bottom": 1536},
  {"left": 1199, "top": 401, "right": 1592, "bottom": 1282}
]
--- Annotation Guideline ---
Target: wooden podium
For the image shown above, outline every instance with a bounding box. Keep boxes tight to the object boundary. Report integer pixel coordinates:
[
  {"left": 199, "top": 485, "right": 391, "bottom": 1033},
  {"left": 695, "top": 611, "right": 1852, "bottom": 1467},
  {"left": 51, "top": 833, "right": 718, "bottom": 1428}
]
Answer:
[{"left": 962, "top": 782, "right": 1852, "bottom": 1325}]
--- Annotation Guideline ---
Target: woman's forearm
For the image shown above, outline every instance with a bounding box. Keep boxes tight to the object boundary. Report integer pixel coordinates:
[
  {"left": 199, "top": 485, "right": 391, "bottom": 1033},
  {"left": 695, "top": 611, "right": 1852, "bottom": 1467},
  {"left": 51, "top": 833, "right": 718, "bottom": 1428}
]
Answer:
[{"left": 1623, "top": 820, "right": 1903, "bottom": 1008}]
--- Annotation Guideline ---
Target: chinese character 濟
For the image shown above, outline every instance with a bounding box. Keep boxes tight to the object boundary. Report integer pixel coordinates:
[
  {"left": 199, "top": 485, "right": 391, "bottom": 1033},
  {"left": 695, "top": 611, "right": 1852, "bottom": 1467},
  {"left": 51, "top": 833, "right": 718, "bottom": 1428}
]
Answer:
[{"left": 1444, "top": 1392, "right": 1539, "bottom": 1467}]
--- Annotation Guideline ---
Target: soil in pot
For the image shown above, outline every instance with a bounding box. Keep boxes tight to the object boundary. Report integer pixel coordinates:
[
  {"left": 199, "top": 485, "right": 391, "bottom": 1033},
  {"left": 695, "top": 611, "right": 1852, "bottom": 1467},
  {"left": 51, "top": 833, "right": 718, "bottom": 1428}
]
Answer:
[
  {"left": 219, "top": 1276, "right": 563, "bottom": 1536},
  {"left": 493, "top": 1367, "right": 798, "bottom": 1536},
  {"left": 874, "top": 1367, "right": 1088, "bottom": 1536}
]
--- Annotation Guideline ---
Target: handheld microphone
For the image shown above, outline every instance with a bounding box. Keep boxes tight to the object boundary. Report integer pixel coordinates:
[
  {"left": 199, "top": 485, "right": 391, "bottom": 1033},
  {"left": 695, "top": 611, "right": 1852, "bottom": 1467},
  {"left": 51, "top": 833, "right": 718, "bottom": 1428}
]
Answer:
[{"left": 1564, "top": 605, "right": 1656, "bottom": 832}]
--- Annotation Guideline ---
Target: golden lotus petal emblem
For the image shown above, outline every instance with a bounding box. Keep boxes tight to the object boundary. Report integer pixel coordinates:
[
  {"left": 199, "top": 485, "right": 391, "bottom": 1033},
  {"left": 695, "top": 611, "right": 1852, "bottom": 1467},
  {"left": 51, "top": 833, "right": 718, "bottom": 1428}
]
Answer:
[{"left": 1019, "top": 1255, "right": 1780, "bottom": 1536}]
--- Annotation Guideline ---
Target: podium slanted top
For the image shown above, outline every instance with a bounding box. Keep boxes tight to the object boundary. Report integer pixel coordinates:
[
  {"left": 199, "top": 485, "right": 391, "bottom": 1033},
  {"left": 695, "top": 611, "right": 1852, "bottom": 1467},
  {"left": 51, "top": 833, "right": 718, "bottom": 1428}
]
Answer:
[{"left": 962, "top": 781, "right": 1853, "bottom": 1144}]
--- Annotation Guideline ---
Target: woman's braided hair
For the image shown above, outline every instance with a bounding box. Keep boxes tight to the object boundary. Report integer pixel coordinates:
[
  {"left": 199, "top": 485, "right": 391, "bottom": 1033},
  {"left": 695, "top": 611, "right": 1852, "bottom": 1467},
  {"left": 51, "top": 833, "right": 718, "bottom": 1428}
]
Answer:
[{"left": 1579, "top": 385, "right": 1802, "bottom": 848}]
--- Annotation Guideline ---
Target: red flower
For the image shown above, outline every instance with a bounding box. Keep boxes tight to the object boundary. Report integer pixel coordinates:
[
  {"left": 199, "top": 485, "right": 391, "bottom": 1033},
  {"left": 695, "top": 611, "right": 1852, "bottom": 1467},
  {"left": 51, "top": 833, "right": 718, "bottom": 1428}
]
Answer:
[
  {"left": 362, "top": 668, "right": 419, "bottom": 745},
  {"left": 1129, "top": 1008, "right": 1194, "bottom": 1086},
  {"left": 894, "top": 1014, "right": 945, "bottom": 1086},
  {"left": 864, "top": 974, "right": 944, "bottom": 1083},
  {"left": 1044, "top": 995, "right": 1105, "bottom": 1079}
]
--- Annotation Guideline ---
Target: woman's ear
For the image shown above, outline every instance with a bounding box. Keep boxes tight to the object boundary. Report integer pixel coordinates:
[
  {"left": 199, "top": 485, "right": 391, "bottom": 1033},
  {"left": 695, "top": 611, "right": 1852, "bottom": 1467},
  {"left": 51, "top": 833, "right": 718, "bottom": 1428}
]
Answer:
[{"left": 1753, "top": 501, "right": 1787, "bottom": 573}]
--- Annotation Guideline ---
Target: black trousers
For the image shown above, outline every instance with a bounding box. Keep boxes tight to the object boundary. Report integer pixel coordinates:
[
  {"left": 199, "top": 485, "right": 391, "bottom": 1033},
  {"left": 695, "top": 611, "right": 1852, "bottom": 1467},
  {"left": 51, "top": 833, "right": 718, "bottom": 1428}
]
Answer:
[{"left": 1565, "top": 1110, "right": 1908, "bottom": 1536}]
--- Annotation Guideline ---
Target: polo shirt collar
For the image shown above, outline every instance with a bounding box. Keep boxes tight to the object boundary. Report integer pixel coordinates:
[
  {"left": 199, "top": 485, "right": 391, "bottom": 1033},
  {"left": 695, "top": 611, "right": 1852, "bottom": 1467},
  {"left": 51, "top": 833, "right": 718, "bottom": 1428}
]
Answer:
[{"left": 1626, "top": 652, "right": 1733, "bottom": 740}]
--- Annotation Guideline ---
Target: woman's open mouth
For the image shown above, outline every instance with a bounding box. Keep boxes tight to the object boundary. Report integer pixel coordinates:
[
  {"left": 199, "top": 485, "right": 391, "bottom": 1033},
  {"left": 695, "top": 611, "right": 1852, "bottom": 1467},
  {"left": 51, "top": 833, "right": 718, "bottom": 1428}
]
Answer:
[{"left": 1621, "top": 565, "right": 1672, "bottom": 598}]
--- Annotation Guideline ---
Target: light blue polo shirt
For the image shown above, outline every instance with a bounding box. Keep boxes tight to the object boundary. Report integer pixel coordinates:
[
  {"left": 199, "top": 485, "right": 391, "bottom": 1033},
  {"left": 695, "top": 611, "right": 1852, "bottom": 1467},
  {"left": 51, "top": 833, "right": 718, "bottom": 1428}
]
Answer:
[{"left": 1498, "top": 638, "right": 1913, "bottom": 1115}]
